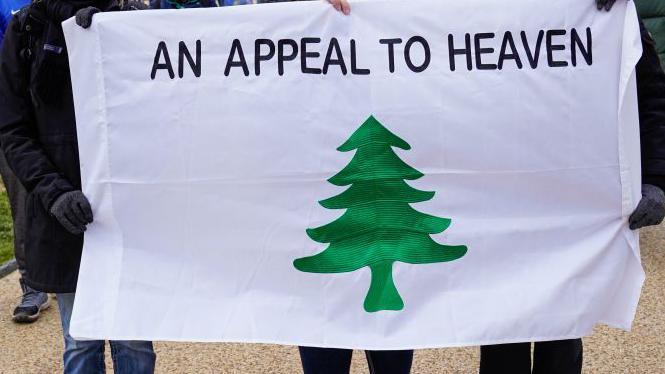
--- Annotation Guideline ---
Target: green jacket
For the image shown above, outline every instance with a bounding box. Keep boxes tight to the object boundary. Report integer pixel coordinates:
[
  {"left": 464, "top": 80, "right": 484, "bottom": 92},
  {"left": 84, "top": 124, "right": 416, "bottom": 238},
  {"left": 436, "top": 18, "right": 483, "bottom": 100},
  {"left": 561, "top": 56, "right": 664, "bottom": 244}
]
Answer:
[{"left": 636, "top": 0, "right": 665, "bottom": 66}]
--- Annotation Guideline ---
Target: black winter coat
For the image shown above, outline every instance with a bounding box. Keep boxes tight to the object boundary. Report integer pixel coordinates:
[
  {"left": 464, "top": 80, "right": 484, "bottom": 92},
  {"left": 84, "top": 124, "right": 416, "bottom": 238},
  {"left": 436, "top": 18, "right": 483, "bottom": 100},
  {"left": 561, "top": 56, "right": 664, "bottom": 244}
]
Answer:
[
  {"left": 0, "top": 0, "right": 119, "bottom": 293},
  {"left": 0, "top": 4, "right": 80, "bottom": 293}
]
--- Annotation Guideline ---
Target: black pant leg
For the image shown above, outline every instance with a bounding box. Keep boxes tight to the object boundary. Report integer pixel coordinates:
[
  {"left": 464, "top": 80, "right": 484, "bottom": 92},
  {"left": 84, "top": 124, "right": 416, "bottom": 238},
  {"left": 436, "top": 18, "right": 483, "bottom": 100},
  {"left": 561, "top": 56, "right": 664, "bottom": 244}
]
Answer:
[
  {"left": 0, "top": 150, "right": 27, "bottom": 275},
  {"left": 532, "top": 339, "right": 583, "bottom": 374},
  {"left": 479, "top": 343, "right": 532, "bottom": 374},
  {"left": 365, "top": 350, "right": 413, "bottom": 374},
  {"left": 298, "top": 346, "right": 353, "bottom": 374}
]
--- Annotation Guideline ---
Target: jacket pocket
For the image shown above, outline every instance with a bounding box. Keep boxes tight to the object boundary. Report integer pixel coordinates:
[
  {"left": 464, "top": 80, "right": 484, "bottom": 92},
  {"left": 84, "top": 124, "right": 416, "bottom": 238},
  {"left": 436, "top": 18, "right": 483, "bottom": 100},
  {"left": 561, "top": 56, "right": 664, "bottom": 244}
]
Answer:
[{"left": 31, "top": 40, "right": 70, "bottom": 106}]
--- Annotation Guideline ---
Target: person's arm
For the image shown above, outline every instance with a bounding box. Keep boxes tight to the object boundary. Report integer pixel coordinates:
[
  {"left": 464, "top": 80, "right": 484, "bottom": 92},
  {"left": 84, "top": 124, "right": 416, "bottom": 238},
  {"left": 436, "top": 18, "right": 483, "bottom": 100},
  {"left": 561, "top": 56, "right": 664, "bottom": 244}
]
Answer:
[
  {"left": 0, "top": 16, "right": 77, "bottom": 210},
  {"left": 0, "top": 14, "right": 93, "bottom": 234},
  {"left": 628, "top": 20, "right": 665, "bottom": 229},
  {"left": 636, "top": 21, "right": 665, "bottom": 190}
]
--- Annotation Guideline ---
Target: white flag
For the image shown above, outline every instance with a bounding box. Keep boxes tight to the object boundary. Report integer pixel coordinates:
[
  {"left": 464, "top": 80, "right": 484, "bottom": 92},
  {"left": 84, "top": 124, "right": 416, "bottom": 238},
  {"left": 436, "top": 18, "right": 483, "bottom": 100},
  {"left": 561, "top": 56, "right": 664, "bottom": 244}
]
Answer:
[{"left": 63, "top": 0, "right": 645, "bottom": 349}]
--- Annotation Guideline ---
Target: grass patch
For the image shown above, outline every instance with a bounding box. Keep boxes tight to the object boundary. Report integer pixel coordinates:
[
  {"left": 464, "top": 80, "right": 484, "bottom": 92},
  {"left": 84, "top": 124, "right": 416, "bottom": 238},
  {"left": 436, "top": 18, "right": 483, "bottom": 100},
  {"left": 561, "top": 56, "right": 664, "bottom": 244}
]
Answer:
[{"left": 0, "top": 191, "right": 14, "bottom": 264}]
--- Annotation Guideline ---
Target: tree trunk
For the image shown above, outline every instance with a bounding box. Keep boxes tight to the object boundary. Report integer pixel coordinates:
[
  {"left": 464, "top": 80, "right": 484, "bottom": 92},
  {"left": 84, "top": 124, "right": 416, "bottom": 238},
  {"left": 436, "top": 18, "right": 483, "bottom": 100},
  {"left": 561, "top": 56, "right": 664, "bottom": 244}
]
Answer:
[{"left": 364, "top": 261, "right": 404, "bottom": 312}]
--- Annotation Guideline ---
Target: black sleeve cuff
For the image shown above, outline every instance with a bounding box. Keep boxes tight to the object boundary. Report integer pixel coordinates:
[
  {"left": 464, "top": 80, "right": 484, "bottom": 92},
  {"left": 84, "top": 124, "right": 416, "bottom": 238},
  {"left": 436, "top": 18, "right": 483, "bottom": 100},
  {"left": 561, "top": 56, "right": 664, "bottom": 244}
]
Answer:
[{"left": 643, "top": 175, "right": 665, "bottom": 192}]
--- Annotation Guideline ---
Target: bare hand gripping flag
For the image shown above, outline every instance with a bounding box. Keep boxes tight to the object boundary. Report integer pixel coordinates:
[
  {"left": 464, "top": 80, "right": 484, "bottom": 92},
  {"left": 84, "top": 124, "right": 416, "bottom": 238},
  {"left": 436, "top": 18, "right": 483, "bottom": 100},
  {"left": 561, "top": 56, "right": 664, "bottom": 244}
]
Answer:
[{"left": 63, "top": 0, "right": 645, "bottom": 348}]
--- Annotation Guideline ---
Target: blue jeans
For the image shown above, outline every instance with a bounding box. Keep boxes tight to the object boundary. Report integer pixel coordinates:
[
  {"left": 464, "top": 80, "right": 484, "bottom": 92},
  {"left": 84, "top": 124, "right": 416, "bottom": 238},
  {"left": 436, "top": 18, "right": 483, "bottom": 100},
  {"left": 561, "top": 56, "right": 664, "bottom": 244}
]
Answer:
[
  {"left": 298, "top": 346, "right": 413, "bottom": 374},
  {"left": 57, "top": 293, "right": 156, "bottom": 374}
]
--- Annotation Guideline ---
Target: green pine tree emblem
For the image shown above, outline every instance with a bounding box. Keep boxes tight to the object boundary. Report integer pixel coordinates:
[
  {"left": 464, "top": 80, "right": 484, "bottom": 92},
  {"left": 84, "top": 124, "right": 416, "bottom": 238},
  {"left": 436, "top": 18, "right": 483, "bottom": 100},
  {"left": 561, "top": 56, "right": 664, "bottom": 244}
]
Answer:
[{"left": 294, "top": 115, "right": 468, "bottom": 313}]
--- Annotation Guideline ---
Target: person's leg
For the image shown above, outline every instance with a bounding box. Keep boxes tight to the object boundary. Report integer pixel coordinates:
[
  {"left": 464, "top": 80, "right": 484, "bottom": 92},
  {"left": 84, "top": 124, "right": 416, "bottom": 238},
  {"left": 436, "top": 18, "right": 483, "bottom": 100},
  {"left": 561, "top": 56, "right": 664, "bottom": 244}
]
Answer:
[
  {"left": 479, "top": 343, "right": 532, "bottom": 374},
  {"left": 57, "top": 293, "right": 106, "bottom": 374},
  {"left": 365, "top": 350, "right": 413, "bottom": 374},
  {"left": 532, "top": 339, "right": 583, "bottom": 374},
  {"left": 109, "top": 340, "right": 156, "bottom": 374},
  {"left": 298, "top": 346, "right": 353, "bottom": 374},
  {"left": 12, "top": 277, "right": 50, "bottom": 323}
]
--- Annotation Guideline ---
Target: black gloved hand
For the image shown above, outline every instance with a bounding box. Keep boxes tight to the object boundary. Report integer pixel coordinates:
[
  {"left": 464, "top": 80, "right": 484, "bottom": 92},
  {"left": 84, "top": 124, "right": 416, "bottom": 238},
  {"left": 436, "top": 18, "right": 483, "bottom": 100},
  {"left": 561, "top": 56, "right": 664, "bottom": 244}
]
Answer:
[
  {"left": 629, "top": 184, "right": 665, "bottom": 230},
  {"left": 596, "top": 0, "right": 617, "bottom": 11},
  {"left": 49, "top": 191, "right": 94, "bottom": 235},
  {"left": 75, "top": 6, "right": 100, "bottom": 29}
]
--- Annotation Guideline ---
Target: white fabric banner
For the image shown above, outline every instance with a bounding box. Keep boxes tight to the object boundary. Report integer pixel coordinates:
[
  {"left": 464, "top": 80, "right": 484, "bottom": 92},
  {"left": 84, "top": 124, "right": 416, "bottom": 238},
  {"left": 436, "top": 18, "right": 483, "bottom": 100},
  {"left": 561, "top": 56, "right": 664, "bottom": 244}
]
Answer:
[{"left": 63, "top": 0, "right": 645, "bottom": 349}]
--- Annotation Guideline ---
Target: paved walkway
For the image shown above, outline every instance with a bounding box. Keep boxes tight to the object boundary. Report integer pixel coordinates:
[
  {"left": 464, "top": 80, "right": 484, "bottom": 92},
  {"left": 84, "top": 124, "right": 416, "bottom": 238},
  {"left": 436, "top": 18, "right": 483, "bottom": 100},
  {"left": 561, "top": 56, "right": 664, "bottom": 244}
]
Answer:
[{"left": 1, "top": 226, "right": 665, "bottom": 373}]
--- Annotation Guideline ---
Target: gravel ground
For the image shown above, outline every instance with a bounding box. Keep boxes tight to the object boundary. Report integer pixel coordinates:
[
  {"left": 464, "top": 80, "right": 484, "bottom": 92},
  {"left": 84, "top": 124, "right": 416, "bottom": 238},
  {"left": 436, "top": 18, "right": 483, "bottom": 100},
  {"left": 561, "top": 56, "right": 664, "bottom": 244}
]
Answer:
[{"left": 1, "top": 226, "right": 664, "bottom": 373}]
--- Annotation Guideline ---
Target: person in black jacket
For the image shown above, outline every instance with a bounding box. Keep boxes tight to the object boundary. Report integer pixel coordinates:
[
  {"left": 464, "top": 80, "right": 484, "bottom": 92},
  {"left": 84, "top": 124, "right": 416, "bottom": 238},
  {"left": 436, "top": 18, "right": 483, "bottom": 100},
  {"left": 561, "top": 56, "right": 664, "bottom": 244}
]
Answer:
[
  {"left": 0, "top": 0, "right": 51, "bottom": 325},
  {"left": 0, "top": 1, "right": 156, "bottom": 372},
  {"left": 478, "top": 2, "right": 665, "bottom": 373}
]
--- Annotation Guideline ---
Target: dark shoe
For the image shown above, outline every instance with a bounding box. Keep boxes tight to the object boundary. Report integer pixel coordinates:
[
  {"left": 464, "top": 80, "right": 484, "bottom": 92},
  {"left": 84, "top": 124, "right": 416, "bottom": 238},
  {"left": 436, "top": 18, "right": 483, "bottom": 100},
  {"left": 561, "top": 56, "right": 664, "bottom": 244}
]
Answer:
[{"left": 12, "top": 279, "right": 50, "bottom": 323}]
